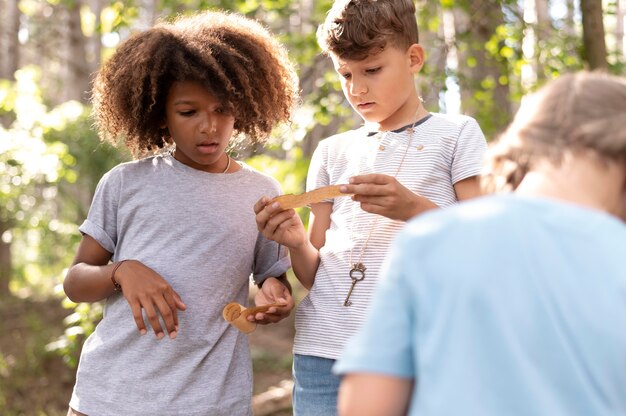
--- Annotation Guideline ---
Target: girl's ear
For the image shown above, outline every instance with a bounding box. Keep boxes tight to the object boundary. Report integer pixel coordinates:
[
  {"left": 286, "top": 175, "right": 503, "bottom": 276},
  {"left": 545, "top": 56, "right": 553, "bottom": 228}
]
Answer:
[
  {"left": 159, "top": 124, "right": 170, "bottom": 138},
  {"left": 407, "top": 44, "right": 425, "bottom": 74},
  {"left": 160, "top": 120, "right": 170, "bottom": 137}
]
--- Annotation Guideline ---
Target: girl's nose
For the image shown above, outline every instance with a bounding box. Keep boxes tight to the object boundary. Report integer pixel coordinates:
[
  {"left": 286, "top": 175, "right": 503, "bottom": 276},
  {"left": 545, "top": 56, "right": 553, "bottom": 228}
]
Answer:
[{"left": 200, "top": 113, "right": 217, "bottom": 133}]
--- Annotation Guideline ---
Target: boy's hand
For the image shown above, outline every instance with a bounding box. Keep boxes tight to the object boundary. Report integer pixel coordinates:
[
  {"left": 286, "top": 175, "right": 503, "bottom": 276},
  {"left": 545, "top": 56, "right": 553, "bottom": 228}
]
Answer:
[
  {"left": 340, "top": 174, "right": 437, "bottom": 221},
  {"left": 115, "top": 260, "right": 187, "bottom": 340},
  {"left": 249, "top": 277, "right": 294, "bottom": 324},
  {"left": 254, "top": 196, "right": 308, "bottom": 249}
]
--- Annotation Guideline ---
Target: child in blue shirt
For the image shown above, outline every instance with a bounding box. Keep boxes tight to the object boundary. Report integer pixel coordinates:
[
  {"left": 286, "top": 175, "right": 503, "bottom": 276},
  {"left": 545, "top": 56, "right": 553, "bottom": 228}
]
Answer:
[{"left": 335, "top": 71, "right": 626, "bottom": 416}]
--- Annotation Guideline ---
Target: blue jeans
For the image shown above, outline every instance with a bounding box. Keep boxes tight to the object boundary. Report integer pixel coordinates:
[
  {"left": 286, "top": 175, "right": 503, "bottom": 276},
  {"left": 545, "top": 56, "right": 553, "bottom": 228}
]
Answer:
[{"left": 292, "top": 354, "right": 340, "bottom": 416}]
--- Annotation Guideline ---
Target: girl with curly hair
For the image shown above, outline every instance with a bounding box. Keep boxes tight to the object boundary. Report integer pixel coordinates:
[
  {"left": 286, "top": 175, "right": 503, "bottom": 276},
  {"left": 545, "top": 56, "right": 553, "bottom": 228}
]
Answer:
[{"left": 63, "top": 10, "right": 298, "bottom": 416}]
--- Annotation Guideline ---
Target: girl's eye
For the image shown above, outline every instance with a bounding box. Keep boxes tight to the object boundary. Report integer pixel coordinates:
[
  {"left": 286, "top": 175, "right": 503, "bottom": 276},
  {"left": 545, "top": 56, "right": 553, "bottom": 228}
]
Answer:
[
  {"left": 215, "top": 107, "right": 234, "bottom": 116},
  {"left": 179, "top": 110, "right": 196, "bottom": 117},
  {"left": 366, "top": 67, "right": 381, "bottom": 74}
]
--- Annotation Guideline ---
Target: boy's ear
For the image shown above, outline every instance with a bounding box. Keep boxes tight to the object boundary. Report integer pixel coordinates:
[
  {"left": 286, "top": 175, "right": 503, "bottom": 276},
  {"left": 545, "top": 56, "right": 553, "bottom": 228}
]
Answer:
[{"left": 407, "top": 44, "right": 425, "bottom": 73}]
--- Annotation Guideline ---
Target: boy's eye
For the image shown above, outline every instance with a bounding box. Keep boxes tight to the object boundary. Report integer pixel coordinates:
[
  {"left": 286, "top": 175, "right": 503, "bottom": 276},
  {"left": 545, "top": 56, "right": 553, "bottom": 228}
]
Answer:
[
  {"left": 365, "top": 67, "right": 381, "bottom": 74},
  {"left": 340, "top": 73, "right": 352, "bottom": 80}
]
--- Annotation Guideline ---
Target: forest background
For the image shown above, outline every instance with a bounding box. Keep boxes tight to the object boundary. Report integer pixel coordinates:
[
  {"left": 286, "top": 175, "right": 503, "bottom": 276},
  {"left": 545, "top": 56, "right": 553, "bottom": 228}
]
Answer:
[{"left": 0, "top": 0, "right": 624, "bottom": 414}]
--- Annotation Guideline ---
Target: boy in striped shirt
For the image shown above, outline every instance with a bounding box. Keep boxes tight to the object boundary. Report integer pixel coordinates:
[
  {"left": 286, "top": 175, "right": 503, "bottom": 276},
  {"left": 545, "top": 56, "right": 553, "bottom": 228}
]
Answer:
[{"left": 255, "top": 1, "right": 487, "bottom": 414}]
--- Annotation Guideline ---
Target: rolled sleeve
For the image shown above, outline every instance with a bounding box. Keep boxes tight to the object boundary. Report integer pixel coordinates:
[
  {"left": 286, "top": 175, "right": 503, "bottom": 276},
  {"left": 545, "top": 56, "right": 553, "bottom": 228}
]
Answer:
[
  {"left": 79, "top": 219, "right": 116, "bottom": 254},
  {"left": 252, "top": 235, "right": 291, "bottom": 286}
]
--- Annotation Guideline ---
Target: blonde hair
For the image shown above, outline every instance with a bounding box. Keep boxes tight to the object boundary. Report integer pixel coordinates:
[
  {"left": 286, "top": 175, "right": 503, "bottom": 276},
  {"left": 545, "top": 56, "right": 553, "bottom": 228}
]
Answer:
[{"left": 482, "top": 71, "right": 626, "bottom": 193}]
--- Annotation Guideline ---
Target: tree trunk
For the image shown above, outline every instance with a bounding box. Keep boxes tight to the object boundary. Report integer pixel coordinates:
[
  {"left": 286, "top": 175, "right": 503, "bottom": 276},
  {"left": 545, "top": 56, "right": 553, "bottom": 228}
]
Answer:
[
  {"left": 616, "top": 0, "right": 624, "bottom": 57},
  {"left": 65, "top": 0, "right": 91, "bottom": 102},
  {"left": 0, "top": 219, "right": 12, "bottom": 297},
  {"left": 454, "top": 0, "right": 511, "bottom": 137},
  {"left": 88, "top": 0, "right": 103, "bottom": 76},
  {"left": 418, "top": 3, "right": 445, "bottom": 113},
  {"left": 137, "top": 0, "right": 158, "bottom": 30},
  {"left": 581, "top": 0, "right": 609, "bottom": 70},
  {"left": 566, "top": 0, "right": 576, "bottom": 33},
  {"left": 534, "top": 0, "right": 551, "bottom": 81},
  {"left": 0, "top": 0, "right": 20, "bottom": 80}
]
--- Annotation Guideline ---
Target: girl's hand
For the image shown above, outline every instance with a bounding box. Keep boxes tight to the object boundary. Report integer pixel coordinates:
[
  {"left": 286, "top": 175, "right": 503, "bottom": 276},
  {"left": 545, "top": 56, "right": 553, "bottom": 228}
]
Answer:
[
  {"left": 114, "top": 260, "right": 187, "bottom": 340},
  {"left": 249, "top": 277, "right": 294, "bottom": 324},
  {"left": 340, "top": 174, "right": 437, "bottom": 221},
  {"left": 254, "top": 196, "right": 308, "bottom": 249}
]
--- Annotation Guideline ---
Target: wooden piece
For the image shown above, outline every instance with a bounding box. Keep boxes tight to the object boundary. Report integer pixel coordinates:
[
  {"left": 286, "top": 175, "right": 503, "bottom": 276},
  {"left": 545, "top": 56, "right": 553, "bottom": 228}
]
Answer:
[
  {"left": 222, "top": 302, "right": 287, "bottom": 334},
  {"left": 270, "top": 185, "right": 351, "bottom": 210}
]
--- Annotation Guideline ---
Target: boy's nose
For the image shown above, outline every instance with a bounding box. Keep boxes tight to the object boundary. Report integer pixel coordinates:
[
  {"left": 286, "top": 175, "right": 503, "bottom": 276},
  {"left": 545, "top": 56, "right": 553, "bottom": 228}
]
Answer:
[{"left": 349, "top": 80, "right": 368, "bottom": 96}]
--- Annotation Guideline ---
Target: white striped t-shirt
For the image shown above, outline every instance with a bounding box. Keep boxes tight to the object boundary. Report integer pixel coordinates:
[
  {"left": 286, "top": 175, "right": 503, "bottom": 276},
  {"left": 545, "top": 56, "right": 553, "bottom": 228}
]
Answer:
[{"left": 294, "top": 113, "right": 488, "bottom": 359}]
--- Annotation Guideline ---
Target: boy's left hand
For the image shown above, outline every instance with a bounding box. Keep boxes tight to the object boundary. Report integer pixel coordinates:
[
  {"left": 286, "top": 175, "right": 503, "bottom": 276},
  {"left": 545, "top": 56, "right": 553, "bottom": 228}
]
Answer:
[
  {"left": 248, "top": 277, "right": 294, "bottom": 324},
  {"left": 340, "top": 174, "right": 437, "bottom": 221}
]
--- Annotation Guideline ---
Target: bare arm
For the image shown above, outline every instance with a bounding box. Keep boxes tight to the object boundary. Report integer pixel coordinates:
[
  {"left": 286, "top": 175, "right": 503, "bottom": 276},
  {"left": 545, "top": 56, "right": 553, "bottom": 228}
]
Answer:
[
  {"left": 63, "top": 234, "right": 117, "bottom": 302},
  {"left": 254, "top": 197, "right": 333, "bottom": 290},
  {"left": 63, "top": 234, "right": 186, "bottom": 339},
  {"left": 338, "top": 373, "right": 414, "bottom": 416},
  {"left": 453, "top": 175, "right": 482, "bottom": 201},
  {"left": 287, "top": 202, "right": 332, "bottom": 289}
]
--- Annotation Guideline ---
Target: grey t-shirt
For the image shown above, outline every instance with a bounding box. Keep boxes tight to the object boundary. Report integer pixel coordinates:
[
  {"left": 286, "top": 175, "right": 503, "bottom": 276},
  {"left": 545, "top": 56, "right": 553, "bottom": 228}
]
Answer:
[{"left": 69, "top": 153, "right": 290, "bottom": 416}]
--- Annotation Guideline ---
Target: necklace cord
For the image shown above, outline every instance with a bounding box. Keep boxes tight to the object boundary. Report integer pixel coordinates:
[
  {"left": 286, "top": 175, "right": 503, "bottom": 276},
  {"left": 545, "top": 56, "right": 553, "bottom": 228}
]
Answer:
[
  {"left": 170, "top": 147, "right": 231, "bottom": 174},
  {"left": 348, "top": 113, "right": 420, "bottom": 268},
  {"left": 222, "top": 154, "right": 231, "bottom": 173}
]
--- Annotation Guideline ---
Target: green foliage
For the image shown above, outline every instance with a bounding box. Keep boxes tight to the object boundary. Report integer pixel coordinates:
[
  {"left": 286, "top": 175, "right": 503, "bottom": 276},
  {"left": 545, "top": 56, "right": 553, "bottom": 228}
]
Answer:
[
  {"left": 246, "top": 148, "right": 312, "bottom": 226},
  {"left": 251, "top": 348, "right": 293, "bottom": 373},
  {"left": 0, "top": 298, "right": 71, "bottom": 415},
  {"left": 1, "top": 67, "right": 72, "bottom": 295},
  {"left": 46, "top": 299, "right": 103, "bottom": 368},
  {"left": 0, "top": 66, "right": 129, "bottom": 297}
]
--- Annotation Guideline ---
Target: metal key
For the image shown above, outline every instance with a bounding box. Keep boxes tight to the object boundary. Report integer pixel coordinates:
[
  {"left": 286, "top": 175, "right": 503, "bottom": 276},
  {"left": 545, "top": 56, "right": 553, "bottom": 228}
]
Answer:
[{"left": 344, "top": 263, "right": 366, "bottom": 306}]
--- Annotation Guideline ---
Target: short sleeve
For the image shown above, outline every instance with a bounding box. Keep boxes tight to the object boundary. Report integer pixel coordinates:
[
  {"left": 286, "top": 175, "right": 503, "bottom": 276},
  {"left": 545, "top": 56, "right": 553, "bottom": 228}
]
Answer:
[
  {"left": 450, "top": 117, "right": 488, "bottom": 184},
  {"left": 251, "top": 233, "right": 291, "bottom": 286},
  {"left": 251, "top": 172, "right": 291, "bottom": 285},
  {"left": 305, "top": 140, "right": 330, "bottom": 193},
  {"left": 333, "top": 231, "right": 417, "bottom": 379},
  {"left": 78, "top": 169, "right": 121, "bottom": 254}
]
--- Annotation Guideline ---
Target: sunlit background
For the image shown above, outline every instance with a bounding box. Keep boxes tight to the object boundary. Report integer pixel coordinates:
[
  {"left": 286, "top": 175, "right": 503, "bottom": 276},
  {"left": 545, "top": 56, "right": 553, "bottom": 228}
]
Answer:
[{"left": 1, "top": 0, "right": 624, "bottom": 414}]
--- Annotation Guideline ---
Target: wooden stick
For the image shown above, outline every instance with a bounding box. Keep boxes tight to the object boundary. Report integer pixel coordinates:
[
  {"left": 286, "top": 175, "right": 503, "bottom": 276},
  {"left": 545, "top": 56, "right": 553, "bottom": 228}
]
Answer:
[
  {"left": 222, "top": 302, "right": 287, "bottom": 333},
  {"left": 270, "top": 185, "right": 352, "bottom": 210}
]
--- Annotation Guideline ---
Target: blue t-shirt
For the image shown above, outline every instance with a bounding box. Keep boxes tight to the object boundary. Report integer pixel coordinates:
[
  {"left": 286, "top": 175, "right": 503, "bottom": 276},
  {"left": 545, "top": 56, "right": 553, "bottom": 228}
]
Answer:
[{"left": 335, "top": 194, "right": 626, "bottom": 416}]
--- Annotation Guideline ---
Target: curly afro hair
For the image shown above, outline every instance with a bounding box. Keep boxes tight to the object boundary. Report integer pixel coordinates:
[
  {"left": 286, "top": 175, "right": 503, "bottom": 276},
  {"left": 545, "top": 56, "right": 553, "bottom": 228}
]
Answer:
[{"left": 91, "top": 10, "right": 299, "bottom": 157}]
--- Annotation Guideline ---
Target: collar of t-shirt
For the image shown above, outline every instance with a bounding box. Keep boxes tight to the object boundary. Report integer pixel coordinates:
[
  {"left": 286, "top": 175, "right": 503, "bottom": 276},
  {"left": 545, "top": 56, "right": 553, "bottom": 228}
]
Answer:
[{"left": 366, "top": 114, "right": 432, "bottom": 136}]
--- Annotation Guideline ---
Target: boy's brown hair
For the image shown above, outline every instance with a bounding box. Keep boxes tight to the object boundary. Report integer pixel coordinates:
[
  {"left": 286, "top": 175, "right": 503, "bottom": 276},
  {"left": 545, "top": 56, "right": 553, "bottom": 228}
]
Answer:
[
  {"left": 317, "top": 0, "right": 419, "bottom": 60},
  {"left": 91, "top": 11, "right": 298, "bottom": 157},
  {"left": 482, "top": 71, "right": 626, "bottom": 193}
]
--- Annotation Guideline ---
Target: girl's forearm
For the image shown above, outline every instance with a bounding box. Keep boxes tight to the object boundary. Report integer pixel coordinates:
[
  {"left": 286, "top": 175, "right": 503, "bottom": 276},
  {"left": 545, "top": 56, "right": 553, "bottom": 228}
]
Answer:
[{"left": 64, "top": 262, "right": 118, "bottom": 303}]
